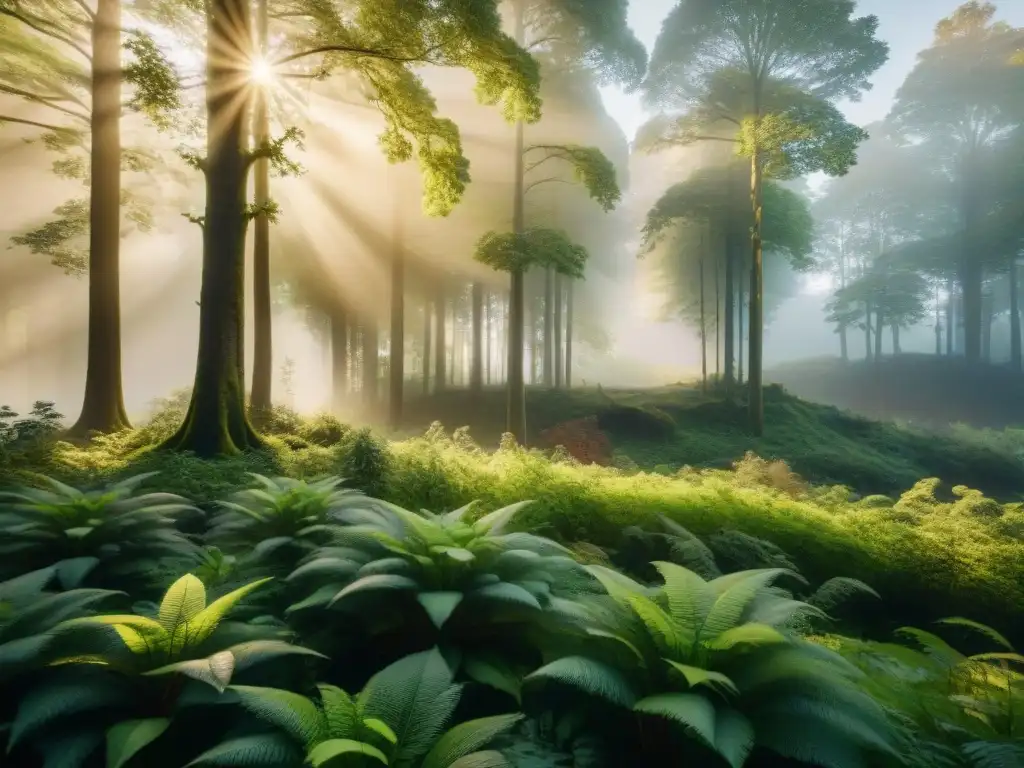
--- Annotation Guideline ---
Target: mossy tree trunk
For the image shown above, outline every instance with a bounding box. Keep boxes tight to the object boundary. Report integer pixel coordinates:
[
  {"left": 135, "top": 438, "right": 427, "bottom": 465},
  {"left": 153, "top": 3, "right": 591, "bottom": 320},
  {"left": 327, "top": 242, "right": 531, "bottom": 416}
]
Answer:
[
  {"left": 68, "top": 0, "right": 131, "bottom": 437},
  {"left": 249, "top": 0, "right": 273, "bottom": 414},
  {"left": 162, "top": 0, "right": 262, "bottom": 456}
]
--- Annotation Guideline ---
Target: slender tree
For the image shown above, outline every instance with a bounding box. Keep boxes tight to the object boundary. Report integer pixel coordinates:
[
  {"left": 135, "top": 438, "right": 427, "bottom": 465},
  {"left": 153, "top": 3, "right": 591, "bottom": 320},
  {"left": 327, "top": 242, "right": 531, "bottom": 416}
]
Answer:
[{"left": 641, "top": 0, "right": 887, "bottom": 434}]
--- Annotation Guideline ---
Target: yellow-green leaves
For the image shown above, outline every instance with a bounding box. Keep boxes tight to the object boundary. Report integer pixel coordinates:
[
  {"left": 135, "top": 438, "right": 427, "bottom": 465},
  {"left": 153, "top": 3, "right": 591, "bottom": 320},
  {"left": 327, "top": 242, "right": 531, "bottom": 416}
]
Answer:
[{"left": 158, "top": 574, "right": 206, "bottom": 635}]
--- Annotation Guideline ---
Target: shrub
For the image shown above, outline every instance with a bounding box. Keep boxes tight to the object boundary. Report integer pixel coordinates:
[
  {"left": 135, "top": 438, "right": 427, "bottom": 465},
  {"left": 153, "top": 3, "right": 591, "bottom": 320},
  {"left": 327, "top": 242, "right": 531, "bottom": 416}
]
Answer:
[
  {"left": 537, "top": 417, "right": 613, "bottom": 466},
  {"left": 298, "top": 414, "right": 350, "bottom": 447},
  {"left": 596, "top": 404, "right": 676, "bottom": 441}
]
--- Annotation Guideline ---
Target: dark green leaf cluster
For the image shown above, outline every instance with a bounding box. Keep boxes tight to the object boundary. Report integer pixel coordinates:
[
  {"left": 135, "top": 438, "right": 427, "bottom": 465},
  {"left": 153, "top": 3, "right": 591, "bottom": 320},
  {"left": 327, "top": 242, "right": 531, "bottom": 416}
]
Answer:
[{"left": 474, "top": 228, "right": 588, "bottom": 277}]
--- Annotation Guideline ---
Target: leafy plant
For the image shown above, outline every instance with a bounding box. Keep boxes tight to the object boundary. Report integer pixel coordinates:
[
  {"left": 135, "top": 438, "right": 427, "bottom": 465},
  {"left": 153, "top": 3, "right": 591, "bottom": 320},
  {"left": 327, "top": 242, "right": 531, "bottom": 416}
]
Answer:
[
  {"left": 191, "top": 647, "right": 523, "bottom": 768},
  {"left": 208, "top": 474, "right": 366, "bottom": 574},
  {"left": 286, "top": 500, "right": 596, "bottom": 661},
  {"left": 5, "top": 571, "right": 321, "bottom": 767},
  {"left": 525, "top": 562, "right": 897, "bottom": 767},
  {"left": 0, "top": 473, "right": 201, "bottom": 593}
]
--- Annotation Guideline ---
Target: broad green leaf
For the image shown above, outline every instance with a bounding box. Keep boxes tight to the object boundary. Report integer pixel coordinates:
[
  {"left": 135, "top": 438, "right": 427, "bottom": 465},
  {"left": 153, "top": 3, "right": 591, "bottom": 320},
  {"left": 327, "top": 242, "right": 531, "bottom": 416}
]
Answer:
[
  {"left": 186, "top": 732, "right": 303, "bottom": 766},
  {"left": 188, "top": 577, "right": 273, "bottom": 646},
  {"left": 106, "top": 718, "right": 171, "bottom": 768},
  {"left": 307, "top": 739, "right": 388, "bottom": 766},
  {"left": 524, "top": 656, "right": 637, "bottom": 708},
  {"left": 473, "top": 582, "right": 541, "bottom": 611},
  {"left": 418, "top": 592, "right": 464, "bottom": 629},
  {"left": 144, "top": 651, "right": 235, "bottom": 692},
  {"left": 664, "top": 660, "right": 738, "bottom": 697},
  {"left": 55, "top": 557, "right": 100, "bottom": 590},
  {"left": 158, "top": 574, "right": 207, "bottom": 634},
  {"left": 585, "top": 565, "right": 649, "bottom": 603},
  {"left": 420, "top": 714, "right": 524, "bottom": 768},
  {"left": 652, "top": 561, "right": 714, "bottom": 629},
  {"left": 472, "top": 501, "right": 532, "bottom": 536},
  {"left": 700, "top": 569, "right": 793, "bottom": 640},
  {"left": 936, "top": 618, "right": 1015, "bottom": 651},
  {"left": 362, "top": 717, "right": 398, "bottom": 744},
  {"left": 628, "top": 594, "right": 686, "bottom": 656},
  {"left": 712, "top": 708, "right": 755, "bottom": 768},
  {"left": 634, "top": 693, "right": 716, "bottom": 748},
  {"left": 231, "top": 685, "right": 326, "bottom": 746},
  {"left": 448, "top": 751, "right": 511, "bottom": 768},
  {"left": 225, "top": 640, "right": 328, "bottom": 672},
  {"left": 9, "top": 677, "right": 133, "bottom": 748},
  {"left": 317, "top": 684, "right": 359, "bottom": 738},
  {"left": 329, "top": 575, "right": 418, "bottom": 607},
  {"left": 463, "top": 656, "right": 523, "bottom": 703},
  {"left": 438, "top": 547, "right": 475, "bottom": 564},
  {"left": 706, "top": 623, "right": 787, "bottom": 651},
  {"left": 34, "top": 727, "right": 104, "bottom": 768}
]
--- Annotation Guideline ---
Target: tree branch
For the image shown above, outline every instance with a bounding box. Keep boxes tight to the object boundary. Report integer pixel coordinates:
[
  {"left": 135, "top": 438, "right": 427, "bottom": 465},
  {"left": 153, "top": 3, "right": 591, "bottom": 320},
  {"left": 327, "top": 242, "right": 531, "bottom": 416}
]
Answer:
[
  {"left": 524, "top": 177, "right": 572, "bottom": 195},
  {"left": 0, "top": 85, "right": 89, "bottom": 122},
  {"left": 0, "top": 8, "right": 92, "bottom": 62},
  {"left": 70, "top": 0, "right": 95, "bottom": 19},
  {"left": 0, "top": 114, "right": 78, "bottom": 133}
]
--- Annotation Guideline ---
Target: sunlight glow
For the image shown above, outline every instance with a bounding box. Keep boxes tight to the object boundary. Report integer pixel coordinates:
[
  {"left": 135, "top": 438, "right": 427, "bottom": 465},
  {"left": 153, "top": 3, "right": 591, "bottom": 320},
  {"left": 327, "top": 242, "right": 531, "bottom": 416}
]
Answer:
[{"left": 250, "top": 56, "right": 275, "bottom": 85}]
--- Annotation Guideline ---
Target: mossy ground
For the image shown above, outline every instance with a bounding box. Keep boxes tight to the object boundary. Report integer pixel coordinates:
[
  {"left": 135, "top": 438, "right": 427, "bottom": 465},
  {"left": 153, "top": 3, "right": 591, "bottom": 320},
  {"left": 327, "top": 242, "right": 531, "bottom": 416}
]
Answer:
[{"left": 3, "top": 383, "right": 1024, "bottom": 649}]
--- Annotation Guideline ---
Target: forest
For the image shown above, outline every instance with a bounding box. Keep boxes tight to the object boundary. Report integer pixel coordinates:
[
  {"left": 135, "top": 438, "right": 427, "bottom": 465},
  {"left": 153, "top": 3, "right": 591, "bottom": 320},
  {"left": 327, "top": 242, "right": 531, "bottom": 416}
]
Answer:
[{"left": 0, "top": 0, "right": 1023, "bottom": 767}]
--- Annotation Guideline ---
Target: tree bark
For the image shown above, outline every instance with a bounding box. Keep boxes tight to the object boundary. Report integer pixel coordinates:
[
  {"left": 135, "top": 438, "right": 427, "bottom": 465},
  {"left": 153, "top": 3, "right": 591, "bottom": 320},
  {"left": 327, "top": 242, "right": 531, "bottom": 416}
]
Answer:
[
  {"left": 738, "top": 263, "right": 745, "bottom": 386},
  {"left": 331, "top": 307, "right": 348, "bottom": 412},
  {"left": 714, "top": 243, "right": 720, "bottom": 379},
  {"left": 162, "top": 0, "right": 260, "bottom": 455},
  {"left": 249, "top": 0, "right": 272, "bottom": 414},
  {"left": 892, "top": 324, "right": 901, "bottom": 355},
  {"left": 553, "top": 272, "right": 563, "bottom": 389},
  {"left": 422, "top": 297, "right": 431, "bottom": 394},
  {"left": 564, "top": 281, "right": 573, "bottom": 388},
  {"left": 389, "top": 200, "right": 405, "bottom": 429},
  {"left": 506, "top": 107, "right": 527, "bottom": 440},
  {"left": 485, "top": 291, "right": 492, "bottom": 385},
  {"left": 1010, "top": 257, "right": 1021, "bottom": 371},
  {"left": 543, "top": 268, "right": 554, "bottom": 386},
  {"left": 434, "top": 280, "right": 446, "bottom": 391},
  {"left": 68, "top": 0, "right": 130, "bottom": 437},
  {"left": 748, "top": 149, "right": 764, "bottom": 435},
  {"left": 946, "top": 280, "right": 955, "bottom": 356},
  {"left": 699, "top": 253, "right": 707, "bottom": 393},
  {"left": 874, "top": 310, "right": 884, "bottom": 359},
  {"left": 864, "top": 303, "right": 873, "bottom": 361},
  {"left": 362, "top": 320, "right": 378, "bottom": 407},
  {"left": 470, "top": 281, "right": 483, "bottom": 394},
  {"left": 723, "top": 218, "right": 736, "bottom": 387}
]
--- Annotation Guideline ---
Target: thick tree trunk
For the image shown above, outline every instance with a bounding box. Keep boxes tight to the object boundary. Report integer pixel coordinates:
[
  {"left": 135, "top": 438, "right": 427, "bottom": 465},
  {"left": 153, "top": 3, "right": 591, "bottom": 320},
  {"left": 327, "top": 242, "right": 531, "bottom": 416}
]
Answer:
[
  {"left": 163, "top": 0, "right": 260, "bottom": 455},
  {"left": 1010, "top": 257, "right": 1021, "bottom": 371},
  {"left": 864, "top": 303, "right": 873, "bottom": 361},
  {"left": 892, "top": 324, "right": 901, "bottom": 355},
  {"left": 389, "top": 204, "right": 404, "bottom": 429},
  {"left": 874, "top": 311, "right": 884, "bottom": 359},
  {"left": 507, "top": 121, "right": 527, "bottom": 441},
  {"left": 553, "top": 272, "right": 563, "bottom": 389},
  {"left": 331, "top": 308, "right": 348, "bottom": 412},
  {"left": 249, "top": 0, "right": 272, "bottom": 414},
  {"left": 434, "top": 281, "right": 446, "bottom": 391},
  {"left": 69, "top": 0, "right": 130, "bottom": 437},
  {"left": 470, "top": 281, "right": 483, "bottom": 394},
  {"left": 748, "top": 151, "right": 764, "bottom": 435}
]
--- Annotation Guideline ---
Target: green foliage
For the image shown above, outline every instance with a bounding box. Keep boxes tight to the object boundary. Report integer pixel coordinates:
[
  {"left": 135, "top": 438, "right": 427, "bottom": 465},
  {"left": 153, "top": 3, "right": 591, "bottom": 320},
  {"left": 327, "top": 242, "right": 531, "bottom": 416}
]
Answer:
[
  {"left": 474, "top": 228, "right": 588, "bottom": 276},
  {"left": 122, "top": 29, "right": 182, "bottom": 130},
  {"left": 0, "top": 472, "right": 201, "bottom": 593},
  {"left": 525, "top": 144, "right": 621, "bottom": 212}
]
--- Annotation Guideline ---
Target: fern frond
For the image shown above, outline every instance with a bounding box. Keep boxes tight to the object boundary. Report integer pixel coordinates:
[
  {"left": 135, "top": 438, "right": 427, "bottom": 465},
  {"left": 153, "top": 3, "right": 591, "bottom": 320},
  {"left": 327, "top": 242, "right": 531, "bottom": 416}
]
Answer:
[
  {"left": 524, "top": 656, "right": 638, "bottom": 708},
  {"left": 419, "top": 713, "right": 524, "bottom": 768}
]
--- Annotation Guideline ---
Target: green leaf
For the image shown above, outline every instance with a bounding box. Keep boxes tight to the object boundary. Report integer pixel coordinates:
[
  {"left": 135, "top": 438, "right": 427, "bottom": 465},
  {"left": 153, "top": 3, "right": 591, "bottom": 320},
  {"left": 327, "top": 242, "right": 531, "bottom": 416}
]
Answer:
[
  {"left": 329, "top": 575, "right": 418, "bottom": 607},
  {"left": 55, "top": 557, "right": 100, "bottom": 590},
  {"left": 936, "top": 618, "right": 1015, "bottom": 651},
  {"left": 447, "top": 752, "right": 511, "bottom": 768},
  {"left": 439, "top": 547, "right": 475, "bottom": 564},
  {"left": 144, "top": 651, "right": 235, "bottom": 692},
  {"left": 307, "top": 739, "right": 388, "bottom": 766},
  {"left": 106, "top": 718, "right": 171, "bottom": 768},
  {"left": 418, "top": 592, "right": 464, "bottom": 629},
  {"left": 705, "top": 623, "right": 787, "bottom": 651},
  {"left": 157, "top": 574, "right": 207, "bottom": 634},
  {"left": 712, "top": 708, "right": 755, "bottom": 768},
  {"left": 633, "top": 693, "right": 716, "bottom": 747},
  {"left": 317, "top": 684, "right": 359, "bottom": 739},
  {"left": 223, "top": 640, "right": 328, "bottom": 672},
  {"left": 664, "top": 660, "right": 738, "bottom": 697},
  {"left": 186, "top": 733, "right": 303, "bottom": 766},
  {"left": 463, "top": 656, "right": 523, "bottom": 704},
  {"left": 230, "top": 685, "right": 325, "bottom": 747},
  {"left": 35, "top": 728, "right": 104, "bottom": 768},
  {"left": 652, "top": 561, "right": 714, "bottom": 629},
  {"left": 187, "top": 577, "right": 273, "bottom": 646},
  {"left": 9, "top": 676, "right": 133, "bottom": 748},
  {"left": 472, "top": 502, "right": 532, "bottom": 536},
  {"left": 472, "top": 582, "right": 541, "bottom": 611},
  {"left": 420, "top": 714, "right": 524, "bottom": 768},
  {"left": 700, "top": 569, "right": 793, "bottom": 640},
  {"left": 362, "top": 718, "right": 398, "bottom": 745},
  {"left": 524, "top": 656, "right": 637, "bottom": 708}
]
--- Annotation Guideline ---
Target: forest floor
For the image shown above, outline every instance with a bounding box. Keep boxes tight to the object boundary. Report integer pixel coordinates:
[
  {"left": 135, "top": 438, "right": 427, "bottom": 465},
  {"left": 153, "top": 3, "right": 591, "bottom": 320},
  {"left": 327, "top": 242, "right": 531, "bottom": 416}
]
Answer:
[{"left": 397, "top": 379, "right": 1024, "bottom": 499}]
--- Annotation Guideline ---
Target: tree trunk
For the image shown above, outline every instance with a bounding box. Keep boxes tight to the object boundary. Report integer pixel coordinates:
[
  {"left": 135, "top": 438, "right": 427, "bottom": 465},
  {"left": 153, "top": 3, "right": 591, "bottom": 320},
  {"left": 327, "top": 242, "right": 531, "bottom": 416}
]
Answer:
[
  {"left": 864, "top": 303, "right": 873, "bottom": 361},
  {"left": 564, "top": 279, "right": 573, "bottom": 388},
  {"left": 162, "top": 0, "right": 260, "bottom": 455},
  {"left": 389, "top": 202, "right": 405, "bottom": 430},
  {"left": 946, "top": 280, "right": 955, "bottom": 356},
  {"left": 698, "top": 249, "right": 707, "bottom": 393},
  {"left": 892, "top": 324, "right": 901, "bottom": 355},
  {"left": 542, "top": 267, "right": 553, "bottom": 386},
  {"left": 470, "top": 281, "right": 483, "bottom": 394},
  {"left": 748, "top": 150, "right": 764, "bottom": 435},
  {"left": 422, "top": 297, "right": 431, "bottom": 394},
  {"left": 249, "top": 0, "right": 272, "bottom": 414},
  {"left": 485, "top": 292, "right": 492, "bottom": 385},
  {"left": 874, "top": 310, "right": 884, "bottom": 359},
  {"left": 506, "top": 128, "right": 527, "bottom": 440},
  {"left": 434, "top": 281, "right": 446, "bottom": 391},
  {"left": 1010, "top": 257, "right": 1021, "bottom": 371},
  {"left": 330, "top": 307, "right": 348, "bottom": 412},
  {"left": 363, "top": 320, "right": 378, "bottom": 406},
  {"left": 714, "top": 245, "right": 720, "bottom": 379},
  {"left": 723, "top": 212, "right": 736, "bottom": 386},
  {"left": 737, "top": 269, "right": 745, "bottom": 385},
  {"left": 553, "top": 273, "right": 563, "bottom": 389},
  {"left": 68, "top": 0, "right": 130, "bottom": 437},
  {"left": 960, "top": 170, "right": 983, "bottom": 362}
]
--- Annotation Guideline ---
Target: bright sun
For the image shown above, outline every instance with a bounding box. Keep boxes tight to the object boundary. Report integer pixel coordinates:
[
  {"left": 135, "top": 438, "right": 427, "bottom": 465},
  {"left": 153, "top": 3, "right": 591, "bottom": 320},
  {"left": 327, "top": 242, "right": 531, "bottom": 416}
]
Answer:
[{"left": 250, "top": 57, "right": 275, "bottom": 84}]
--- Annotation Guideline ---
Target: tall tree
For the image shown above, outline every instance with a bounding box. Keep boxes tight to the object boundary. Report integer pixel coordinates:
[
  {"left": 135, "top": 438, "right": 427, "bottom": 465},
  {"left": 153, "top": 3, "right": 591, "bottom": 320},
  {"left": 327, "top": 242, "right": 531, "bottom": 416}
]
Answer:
[
  {"left": 641, "top": 0, "right": 887, "bottom": 435},
  {"left": 0, "top": 1, "right": 176, "bottom": 435},
  {"left": 159, "top": 0, "right": 541, "bottom": 455},
  {"left": 887, "top": 1, "right": 1024, "bottom": 362}
]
